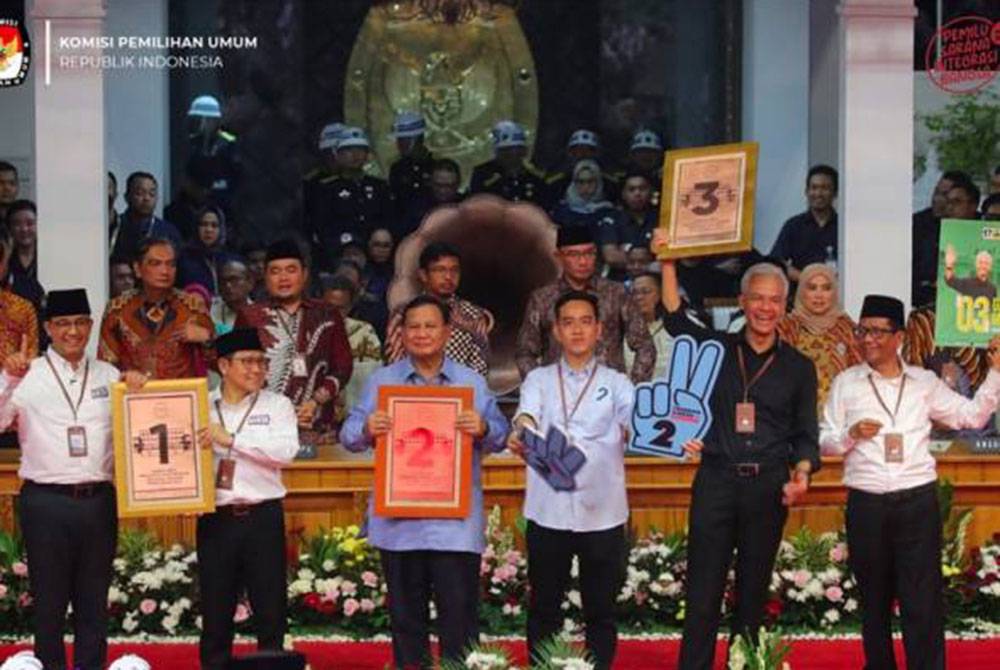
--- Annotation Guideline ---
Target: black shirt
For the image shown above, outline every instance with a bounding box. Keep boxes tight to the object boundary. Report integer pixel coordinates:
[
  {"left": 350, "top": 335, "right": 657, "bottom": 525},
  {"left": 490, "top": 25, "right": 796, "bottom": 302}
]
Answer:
[
  {"left": 912, "top": 206, "right": 940, "bottom": 307},
  {"left": 661, "top": 308, "right": 820, "bottom": 471},
  {"left": 770, "top": 209, "right": 838, "bottom": 270}
]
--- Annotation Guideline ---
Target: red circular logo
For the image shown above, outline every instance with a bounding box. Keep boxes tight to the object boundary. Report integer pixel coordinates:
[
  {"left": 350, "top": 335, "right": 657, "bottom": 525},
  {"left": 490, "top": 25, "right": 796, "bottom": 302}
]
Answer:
[{"left": 925, "top": 16, "right": 999, "bottom": 95}]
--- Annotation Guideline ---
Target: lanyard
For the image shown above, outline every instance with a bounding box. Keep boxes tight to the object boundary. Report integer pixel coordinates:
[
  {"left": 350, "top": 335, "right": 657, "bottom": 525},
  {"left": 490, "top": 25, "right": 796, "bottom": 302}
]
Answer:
[
  {"left": 214, "top": 392, "right": 260, "bottom": 436},
  {"left": 558, "top": 360, "right": 599, "bottom": 428},
  {"left": 867, "top": 374, "right": 907, "bottom": 427},
  {"left": 274, "top": 307, "right": 300, "bottom": 343},
  {"left": 44, "top": 354, "right": 90, "bottom": 423},
  {"left": 736, "top": 344, "right": 776, "bottom": 402}
]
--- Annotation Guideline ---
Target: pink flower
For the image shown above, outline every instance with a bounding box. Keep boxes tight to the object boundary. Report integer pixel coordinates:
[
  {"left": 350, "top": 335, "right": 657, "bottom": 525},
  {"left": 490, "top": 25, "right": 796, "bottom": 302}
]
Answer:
[
  {"left": 361, "top": 571, "right": 378, "bottom": 588},
  {"left": 11, "top": 562, "right": 27, "bottom": 578},
  {"left": 139, "top": 598, "right": 157, "bottom": 615},
  {"left": 342, "top": 597, "right": 360, "bottom": 617},
  {"left": 18, "top": 593, "right": 32, "bottom": 608},
  {"left": 233, "top": 603, "right": 250, "bottom": 623},
  {"left": 503, "top": 550, "right": 522, "bottom": 566},
  {"left": 321, "top": 589, "right": 339, "bottom": 604},
  {"left": 829, "top": 543, "right": 847, "bottom": 563},
  {"left": 825, "top": 586, "right": 844, "bottom": 602},
  {"left": 360, "top": 598, "right": 376, "bottom": 612},
  {"left": 0, "top": 584, "right": 7, "bottom": 599},
  {"left": 480, "top": 560, "right": 491, "bottom": 576},
  {"left": 340, "top": 580, "right": 357, "bottom": 597},
  {"left": 792, "top": 570, "right": 811, "bottom": 588},
  {"left": 491, "top": 564, "right": 517, "bottom": 583}
]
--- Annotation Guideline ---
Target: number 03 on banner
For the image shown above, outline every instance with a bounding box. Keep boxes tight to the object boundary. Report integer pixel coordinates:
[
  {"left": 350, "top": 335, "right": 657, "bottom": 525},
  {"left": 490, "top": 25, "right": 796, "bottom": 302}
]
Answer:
[
  {"left": 657, "top": 141, "right": 758, "bottom": 260},
  {"left": 374, "top": 385, "right": 473, "bottom": 519}
]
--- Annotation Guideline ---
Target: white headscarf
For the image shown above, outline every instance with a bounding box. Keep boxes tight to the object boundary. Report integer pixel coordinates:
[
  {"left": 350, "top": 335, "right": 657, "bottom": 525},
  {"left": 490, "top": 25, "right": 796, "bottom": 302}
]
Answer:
[{"left": 563, "top": 159, "right": 612, "bottom": 214}]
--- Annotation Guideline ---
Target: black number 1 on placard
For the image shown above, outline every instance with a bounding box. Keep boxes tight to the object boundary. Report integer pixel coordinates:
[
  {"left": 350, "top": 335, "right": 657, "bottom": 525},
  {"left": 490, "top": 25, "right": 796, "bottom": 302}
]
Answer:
[
  {"left": 150, "top": 423, "right": 169, "bottom": 464},
  {"left": 691, "top": 181, "right": 720, "bottom": 216}
]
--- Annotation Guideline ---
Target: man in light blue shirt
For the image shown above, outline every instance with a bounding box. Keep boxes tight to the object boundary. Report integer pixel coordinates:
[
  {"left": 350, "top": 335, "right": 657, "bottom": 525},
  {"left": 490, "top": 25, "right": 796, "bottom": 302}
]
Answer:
[
  {"left": 508, "top": 290, "right": 634, "bottom": 670},
  {"left": 340, "top": 295, "right": 508, "bottom": 669}
]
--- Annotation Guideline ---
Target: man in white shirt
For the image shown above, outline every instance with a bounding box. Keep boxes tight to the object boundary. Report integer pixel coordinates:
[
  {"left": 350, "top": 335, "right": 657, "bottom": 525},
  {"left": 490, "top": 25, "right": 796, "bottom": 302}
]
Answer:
[
  {"left": 820, "top": 294, "right": 1000, "bottom": 670},
  {"left": 198, "top": 328, "right": 300, "bottom": 670},
  {"left": 507, "top": 290, "right": 634, "bottom": 669},
  {"left": 0, "top": 289, "right": 146, "bottom": 670}
]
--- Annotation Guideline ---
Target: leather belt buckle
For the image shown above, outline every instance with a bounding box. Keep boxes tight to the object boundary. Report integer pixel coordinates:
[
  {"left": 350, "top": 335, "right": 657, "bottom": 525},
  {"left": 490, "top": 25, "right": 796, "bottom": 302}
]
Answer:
[{"left": 735, "top": 463, "right": 760, "bottom": 477}]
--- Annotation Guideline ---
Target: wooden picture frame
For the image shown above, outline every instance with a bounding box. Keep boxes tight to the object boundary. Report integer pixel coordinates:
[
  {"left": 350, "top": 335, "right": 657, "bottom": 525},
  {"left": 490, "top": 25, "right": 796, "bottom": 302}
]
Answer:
[
  {"left": 374, "top": 385, "right": 473, "bottom": 519},
  {"left": 657, "top": 141, "right": 758, "bottom": 259},
  {"left": 112, "top": 378, "right": 214, "bottom": 518}
]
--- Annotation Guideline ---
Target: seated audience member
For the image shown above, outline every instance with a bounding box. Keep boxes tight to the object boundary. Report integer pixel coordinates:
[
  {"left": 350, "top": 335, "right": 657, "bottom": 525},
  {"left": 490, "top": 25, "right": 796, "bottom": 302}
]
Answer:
[
  {"left": 109, "top": 256, "right": 136, "bottom": 298},
  {"left": 183, "top": 283, "right": 213, "bottom": 378},
  {"left": 549, "top": 159, "right": 615, "bottom": 231},
  {"left": 211, "top": 259, "right": 254, "bottom": 335},
  {"left": 400, "top": 158, "right": 465, "bottom": 236},
  {"left": 111, "top": 172, "right": 182, "bottom": 262},
  {"left": 0, "top": 160, "right": 19, "bottom": 222},
  {"left": 626, "top": 271, "right": 673, "bottom": 380},
  {"left": 177, "top": 205, "right": 238, "bottom": 295},
  {"left": 982, "top": 193, "right": 1000, "bottom": 221},
  {"left": 241, "top": 242, "right": 268, "bottom": 301},
  {"left": 334, "top": 259, "right": 387, "bottom": 337},
  {"left": 164, "top": 157, "right": 215, "bottom": 242},
  {"left": 770, "top": 164, "right": 839, "bottom": 282},
  {"left": 597, "top": 171, "right": 658, "bottom": 281},
  {"left": 4, "top": 200, "right": 44, "bottom": 312},
  {"left": 321, "top": 275, "right": 383, "bottom": 423},
  {"left": 626, "top": 245, "right": 656, "bottom": 284},
  {"left": 384, "top": 242, "right": 492, "bottom": 376},
  {"left": 776, "top": 263, "right": 861, "bottom": 412},
  {"left": 469, "top": 120, "right": 547, "bottom": 205},
  {"left": 99, "top": 237, "right": 214, "bottom": 379},
  {"left": 365, "top": 227, "right": 394, "bottom": 310},
  {"left": 0, "top": 227, "right": 39, "bottom": 449},
  {"left": 516, "top": 226, "right": 655, "bottom": 382},
  {"left": 945, "top": 178, "right": 980, "bottom": 220},
  {"left": 545, "top": 129, "right": 619, "bottom": 208},
  {"left": 912, "top": 170, "right": 971, "bottom": 307}
]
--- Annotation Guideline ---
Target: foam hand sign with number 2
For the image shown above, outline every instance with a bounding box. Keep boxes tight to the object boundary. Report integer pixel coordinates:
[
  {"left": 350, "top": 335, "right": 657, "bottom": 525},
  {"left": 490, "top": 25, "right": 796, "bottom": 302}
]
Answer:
[{"left": 630, "top": 335, "right": 724, "bottom": 458}]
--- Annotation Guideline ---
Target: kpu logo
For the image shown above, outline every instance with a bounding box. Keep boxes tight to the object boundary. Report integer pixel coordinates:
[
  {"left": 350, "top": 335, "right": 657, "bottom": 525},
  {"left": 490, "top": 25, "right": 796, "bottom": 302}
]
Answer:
[{"left": 0, "top": 16, "right": 30, "bottom": 87}]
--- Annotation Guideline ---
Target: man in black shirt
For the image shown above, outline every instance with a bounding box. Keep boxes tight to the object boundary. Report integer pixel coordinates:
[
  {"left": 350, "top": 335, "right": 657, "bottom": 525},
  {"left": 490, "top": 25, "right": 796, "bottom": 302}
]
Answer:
[
  {"left": 770, "top": 164, "right": 839, "bottom": 282},
  {"left": 943, "top": 245, "right": 996, "bottom": 300},
  {"left": 656, "top": 238, "right": 819, "bottom": 669},
  {"left": 912, "top": 170, "right": 972, "bottom": 307}
]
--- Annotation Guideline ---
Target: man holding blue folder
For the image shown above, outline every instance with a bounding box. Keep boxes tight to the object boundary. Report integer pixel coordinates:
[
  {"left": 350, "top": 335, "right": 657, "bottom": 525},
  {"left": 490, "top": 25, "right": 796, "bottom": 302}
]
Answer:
[{"left": 507, "top": 290, "right": 634, "bottom": 669}]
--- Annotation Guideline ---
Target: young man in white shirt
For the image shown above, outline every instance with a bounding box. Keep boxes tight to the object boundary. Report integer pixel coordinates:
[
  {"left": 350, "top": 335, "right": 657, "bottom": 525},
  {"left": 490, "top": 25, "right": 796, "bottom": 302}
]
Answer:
[
  {"left": 507, "top": 290, "right": 634, "bottom": 669},
  {"left": 820, "top": 294, "right": 1000, "bottom": 670},
  {"left": 0, "top": 289, "right": 148, "bottom": 670},
  {"left": 199, "top": 328, "right": 301, "bottom": 670}
]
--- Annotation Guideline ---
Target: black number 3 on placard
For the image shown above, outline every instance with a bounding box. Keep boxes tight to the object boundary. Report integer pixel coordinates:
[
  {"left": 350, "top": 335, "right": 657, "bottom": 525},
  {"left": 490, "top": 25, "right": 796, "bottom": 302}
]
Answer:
[{"left": 691, "top": 181, "right": 720, "bottom": 216}]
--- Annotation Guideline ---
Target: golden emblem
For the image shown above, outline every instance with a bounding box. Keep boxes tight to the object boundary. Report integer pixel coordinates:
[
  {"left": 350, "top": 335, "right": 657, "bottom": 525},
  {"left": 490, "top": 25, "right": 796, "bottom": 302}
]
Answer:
[{"left": 345, "top": 0, "right": 538, "bottom": 186}]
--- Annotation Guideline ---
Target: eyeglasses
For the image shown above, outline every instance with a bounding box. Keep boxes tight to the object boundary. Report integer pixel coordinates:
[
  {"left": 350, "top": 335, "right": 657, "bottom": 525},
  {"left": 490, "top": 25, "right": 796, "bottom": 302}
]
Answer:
[
  {"left": 560, "top": 249, "right": 597, "bottom": 260},
  {"left": 854, "top": 326, "right": 897, "bottom": 340},
  {"left": 49, "top": 317, "right": 93, "bottom": 330},
  {"left": 230, "top": 355, "right": 270, "bottom": 368}
]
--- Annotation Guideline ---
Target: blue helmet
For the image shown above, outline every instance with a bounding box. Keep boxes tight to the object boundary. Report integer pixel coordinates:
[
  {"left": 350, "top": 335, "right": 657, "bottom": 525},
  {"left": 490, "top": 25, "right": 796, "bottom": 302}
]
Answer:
[
  {"left": 336, "top": 126, "right": 371, "bottom": 151},
  {"left": 567, "top": 129, "right": 599, "bottom": 149},
  {"left": 491, "top": 120, "right": 528, "bottom": 150},
  {"left": 630, "top": 129, "right": 662, "bottom": 152},
  {"left": 392, "top": 111, "right": 426, "bottom": 139},
  {"left": 187, "top": 95, "right": 222, "bottom": 119},
  {"left": 318, "top": 123, "right": 346, "bottom": 151}
]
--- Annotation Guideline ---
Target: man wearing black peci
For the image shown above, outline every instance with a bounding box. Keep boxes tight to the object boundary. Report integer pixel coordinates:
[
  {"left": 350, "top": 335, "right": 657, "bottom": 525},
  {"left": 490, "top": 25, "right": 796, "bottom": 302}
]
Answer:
[{"left": 654, "top": 232, "right": 820, "bottom": 669}]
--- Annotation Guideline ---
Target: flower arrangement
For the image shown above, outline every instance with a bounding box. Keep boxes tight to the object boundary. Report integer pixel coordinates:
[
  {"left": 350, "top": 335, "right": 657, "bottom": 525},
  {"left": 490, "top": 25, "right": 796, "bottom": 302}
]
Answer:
[{"left": 728, "top": 627, "right": 791, "bottom": 670}]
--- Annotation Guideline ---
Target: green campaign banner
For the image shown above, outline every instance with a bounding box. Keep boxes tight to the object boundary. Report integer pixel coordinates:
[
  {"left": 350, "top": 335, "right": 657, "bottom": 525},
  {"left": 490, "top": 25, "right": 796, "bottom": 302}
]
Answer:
[{"left": 935, "top": 218, "right": 1000, "bottom": 348}]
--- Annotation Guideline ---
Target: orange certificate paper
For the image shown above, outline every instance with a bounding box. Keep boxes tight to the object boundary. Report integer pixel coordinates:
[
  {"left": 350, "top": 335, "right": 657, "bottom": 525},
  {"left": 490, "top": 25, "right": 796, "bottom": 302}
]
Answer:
[
  {"left": 112, "top": 379, "right": 214, "bottom": 518},
  {"left": 374, "top": 385, "right": 473, "bottom": 518}
]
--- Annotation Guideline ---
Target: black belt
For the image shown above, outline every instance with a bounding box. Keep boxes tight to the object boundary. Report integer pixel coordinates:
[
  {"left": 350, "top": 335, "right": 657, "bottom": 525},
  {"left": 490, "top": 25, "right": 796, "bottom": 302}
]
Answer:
[
  {"left": 700, "top": 453, "right": 787, "bottom": 478},
  {"left": 25, "top": 480, "right": 113, "bottom": 498},
  {"left": 214, "top": 498, "right": 281, "bottom": 518},
  {"left": 850, "top": 480, "right": 936, "bottom": 503}
]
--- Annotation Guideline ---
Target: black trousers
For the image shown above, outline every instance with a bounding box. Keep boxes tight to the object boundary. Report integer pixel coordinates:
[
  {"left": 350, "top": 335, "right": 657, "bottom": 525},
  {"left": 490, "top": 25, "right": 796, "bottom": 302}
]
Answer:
[
  {"left": 678, "top": 462, "right": 789, "bottom": 670},
  {"left": 846, "top": 482, "right": 945, "bottom": 670},
  {"left": 379, "top": 549, "right": 481, "bottom": 670},
  {"left": 18, "top": 481, "right": 117, "bottom": 670},
  {"left": 197, "top": 499, "right": 287, "bottom": 670},
  {"left": 526, "top": 521, "right": 626, "bottom": 670}
]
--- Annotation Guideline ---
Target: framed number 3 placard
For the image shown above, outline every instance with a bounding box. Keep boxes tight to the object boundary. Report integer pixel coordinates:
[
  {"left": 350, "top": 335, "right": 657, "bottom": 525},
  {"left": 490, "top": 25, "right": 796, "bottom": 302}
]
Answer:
[
  {"left": 374, "top": 385, "right": 473, "bottom": 519},
  {"left": 657, "top": 141, "right": 758, "bottom": 260}
]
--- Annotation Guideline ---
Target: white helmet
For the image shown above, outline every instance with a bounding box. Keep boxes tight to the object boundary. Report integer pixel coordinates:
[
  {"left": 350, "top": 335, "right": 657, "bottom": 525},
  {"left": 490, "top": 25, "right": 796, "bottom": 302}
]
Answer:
[
  {"left": 567, "top": 129, "right": 599, "bottom": 149},
  {"left": 318, "top": 122, "right": 346, "bottom": 151},
  {"left": 630, "top": 129, "right": 662, "bottom": 152},
  {"left": 187, "top": 95, "right": 222, "bottom": 119},
  {"left": 336, "top": 126, "right": 371, "bottom": 150},
  {"left": 0, "top": 652, "right": 43, "bottom": 670},
  {"left": 491, "top": 120, "right": 528, "bottom": 150},
  {"left": 392, "top": 111, "right": 426, "bottom": 139},
  {"left": 108, "top": 654, "right": 152, "bottom": 670}
]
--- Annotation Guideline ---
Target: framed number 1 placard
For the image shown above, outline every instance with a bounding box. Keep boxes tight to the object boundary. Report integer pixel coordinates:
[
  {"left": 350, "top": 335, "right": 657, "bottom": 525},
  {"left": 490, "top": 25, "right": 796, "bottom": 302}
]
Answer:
[{"left": 657, "top": 141, "right": 758, "bottom": 259}]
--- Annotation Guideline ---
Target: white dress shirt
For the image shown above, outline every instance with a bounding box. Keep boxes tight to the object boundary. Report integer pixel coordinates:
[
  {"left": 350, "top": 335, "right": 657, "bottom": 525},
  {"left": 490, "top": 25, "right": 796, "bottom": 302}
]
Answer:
[
  {"left": 209, "top": 387, "right": 300, "bottom": 505},
  {"left": 516, "top": 358, "right": 634, "bottom": 532},
  {"left": 820, "top": 361, "right": 1000, "bottom": 494},
  {"left": 0, "top": 349, "right": 121, "bottom": 484}
]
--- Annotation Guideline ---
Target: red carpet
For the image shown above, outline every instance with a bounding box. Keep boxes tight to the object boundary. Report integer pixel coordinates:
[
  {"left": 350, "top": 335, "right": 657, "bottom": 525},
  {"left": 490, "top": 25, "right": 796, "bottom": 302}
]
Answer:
[{"left": 1, "top": 637, "right": 997, "bottom": 668}]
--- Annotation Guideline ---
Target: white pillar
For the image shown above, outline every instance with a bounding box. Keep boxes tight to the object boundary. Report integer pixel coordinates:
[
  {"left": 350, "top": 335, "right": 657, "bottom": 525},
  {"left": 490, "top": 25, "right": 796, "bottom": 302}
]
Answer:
[
  {"left": 30, "top": 0, "right": 108, "bottom": 323},
  {"left": 838, "top": 0, "right": 917, "bottom": 317}
]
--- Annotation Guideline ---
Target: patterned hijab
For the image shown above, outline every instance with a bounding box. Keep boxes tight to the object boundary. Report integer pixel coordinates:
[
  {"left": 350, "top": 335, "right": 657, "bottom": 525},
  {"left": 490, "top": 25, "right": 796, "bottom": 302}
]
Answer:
[{"left": 791, "top": 263, "right": 844, "bottom": 334}]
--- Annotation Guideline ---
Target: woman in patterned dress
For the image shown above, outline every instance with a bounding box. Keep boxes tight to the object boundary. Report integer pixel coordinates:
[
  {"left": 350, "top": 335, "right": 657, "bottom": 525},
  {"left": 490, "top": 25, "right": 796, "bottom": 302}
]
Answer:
[{"left": 776, "top": 262, "right": 861, "bottom": 411}]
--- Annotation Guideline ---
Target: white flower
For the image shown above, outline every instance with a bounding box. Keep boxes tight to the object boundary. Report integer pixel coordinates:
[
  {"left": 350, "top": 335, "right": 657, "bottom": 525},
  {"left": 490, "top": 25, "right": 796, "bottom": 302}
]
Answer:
[
  {"left": 122, "top": 612, "right": 138, "bottom": 633},
  {"left": 563, "top": 617, "right": 577, "bottom": 633},
  {"left": 823, "top": 609, "right": 841, "bottom": 624},
  {"left": 806, "top": 579, "right": 825, "bottom": 598},
  {"left": 570, "top": 556, "right": 580, "bottom": 579},
  {"left": 567, "top": 590, "right": 582, "bottom": 608},
  {"left": 551, "top": 659, "right": 594, "bottom": 670},
  {"left": 322, "top": 560, "right": 335, "bottom": 572},
  {"left": 464, "top": 651, "right": 508, "bottom": 669},
  {"left": 287, "top": 579, "right": 313, "bottom": 597},
  {"left": 844, "top": 598, "right": 858, "bottom": 612},
  {"left": 296, "top": 568, "right": 315, "bottom": 581},
  {"left": 107, "top": 586, "right": 128, "bottom": 604},
  {"left": 161, "top": 613, "right": 178, "bottom": 633}
]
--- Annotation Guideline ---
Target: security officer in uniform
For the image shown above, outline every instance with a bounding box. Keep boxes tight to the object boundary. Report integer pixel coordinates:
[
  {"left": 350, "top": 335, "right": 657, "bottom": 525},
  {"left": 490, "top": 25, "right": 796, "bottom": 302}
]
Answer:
[
  {"left": 187, "top": 95, "right": 241, "bottom": 226},
  {"left": 545, "top": 129, "right": 620, "bottom": 209},
  {"left": 388, "top": 111, "right": 436, "bottom": 233},
  {"left": 199, "top": 328, "right": 300, "bottom": 670},
  {"left": 315, "top": 127, "right": 393, "bottom": 269},
  {"left": 0, "top": 289, "right": 153, "bottom": 670},
  {"left": 469, "top": 120, "right": 547, "bottom": 206},
  {"left": 303, "top": 123, "right": 346, "bottom": 254},
  {"left": 613, "top": 129, "right": 664, "bottom": 208}
]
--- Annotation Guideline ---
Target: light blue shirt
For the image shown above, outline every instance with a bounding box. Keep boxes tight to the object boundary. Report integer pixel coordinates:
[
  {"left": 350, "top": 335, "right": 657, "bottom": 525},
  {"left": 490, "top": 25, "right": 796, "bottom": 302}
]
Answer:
[
  {"left": 517, "top": 358, "right": 634, "bottom": 532},
  {"left": 339, "top": 356, "right": 508, "bottom": 553}
]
